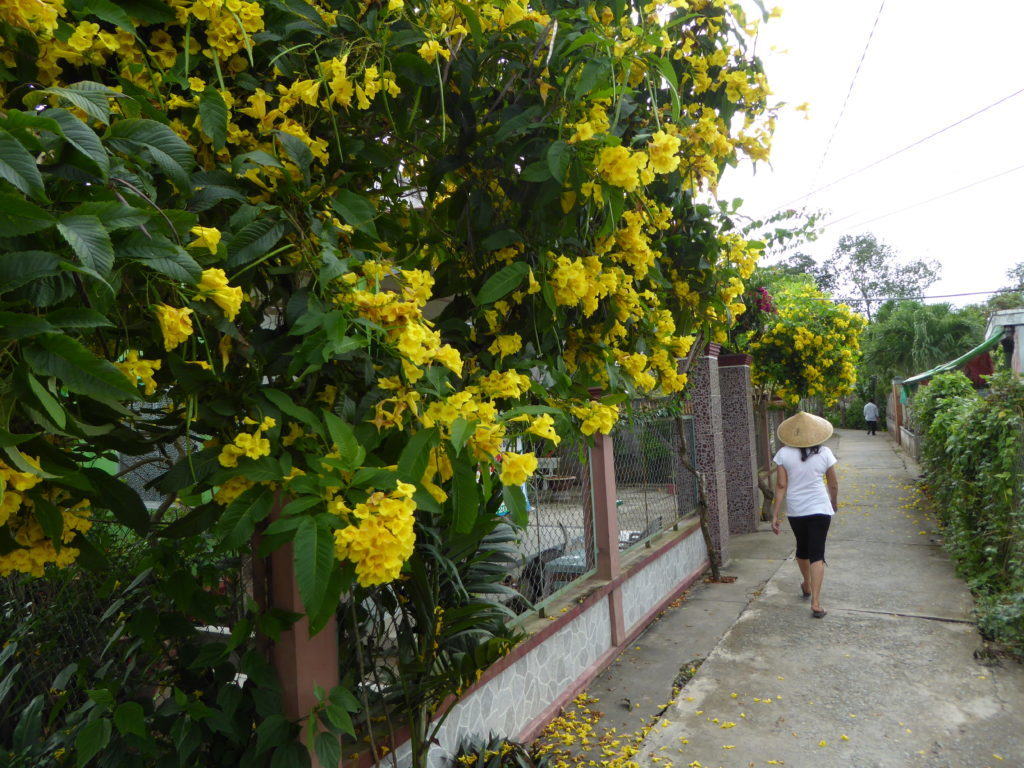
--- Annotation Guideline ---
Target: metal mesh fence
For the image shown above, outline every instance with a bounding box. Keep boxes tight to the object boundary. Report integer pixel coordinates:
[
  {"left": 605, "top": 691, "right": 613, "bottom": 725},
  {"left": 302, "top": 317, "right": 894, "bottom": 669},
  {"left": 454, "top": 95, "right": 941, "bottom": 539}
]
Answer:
[
  {"left": 612, "top": 405, "right": 698, "bottom": 553},
  {"left": 0, "top": 547, "right": 253, "bottom": 742},
  {"left": 0, "top": 569, "right": 114, "bottom": 742},
  {"left": 505, "top": 437, "right": 596, "bottom": 613}
]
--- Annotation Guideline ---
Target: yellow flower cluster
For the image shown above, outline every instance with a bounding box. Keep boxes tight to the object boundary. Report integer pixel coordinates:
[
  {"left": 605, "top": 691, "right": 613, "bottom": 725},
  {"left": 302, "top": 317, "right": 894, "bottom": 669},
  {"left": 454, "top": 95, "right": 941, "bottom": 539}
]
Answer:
[
  {"left": 178, "top": 0, "right": 265, "bottom": 61},
  {"left": 0, "top": 457, "right": 91, "bottom": 577},
  {"left": 499, "top": 452, "right": 538, "bottom": 486},
  {"left": 749, "top": 284, "right": 865, "bottom": 406},
  {"left": 570, "top": 401, "right": 619, "bottom": 435},
  {"left": 595, "top": 145, "right": 652, "bottom": 192},
  {"left": 333, "top": 481, "right": 417, "bottom": 587},
  {"left": 115, "top": 351, "right": 162, "bottom": 396},
  {"left": 196, "top": 268, "right": 244, "bottom": 321},
  {"left": 155, "top": 305, "right": 194, "bottom": 351},
  {"left": 218, "top": 416, "right": 275, "bottom": 467}
]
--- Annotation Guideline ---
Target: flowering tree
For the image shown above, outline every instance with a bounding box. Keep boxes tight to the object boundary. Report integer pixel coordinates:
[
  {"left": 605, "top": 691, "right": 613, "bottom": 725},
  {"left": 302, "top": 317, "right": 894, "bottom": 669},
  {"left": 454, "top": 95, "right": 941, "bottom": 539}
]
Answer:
[
  {"left": 747, "top": 280, "right": 865, "bottom": 406},
  {"left": 0, "top": 0, "right": 776, "bottom": 763}
]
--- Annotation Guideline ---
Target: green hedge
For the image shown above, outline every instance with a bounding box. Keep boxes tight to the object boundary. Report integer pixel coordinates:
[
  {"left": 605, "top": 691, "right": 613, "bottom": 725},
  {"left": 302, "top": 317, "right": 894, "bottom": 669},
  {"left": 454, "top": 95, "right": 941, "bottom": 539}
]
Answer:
[{"left": 916, "top": 371, "right": 1024, "bottom": 654}]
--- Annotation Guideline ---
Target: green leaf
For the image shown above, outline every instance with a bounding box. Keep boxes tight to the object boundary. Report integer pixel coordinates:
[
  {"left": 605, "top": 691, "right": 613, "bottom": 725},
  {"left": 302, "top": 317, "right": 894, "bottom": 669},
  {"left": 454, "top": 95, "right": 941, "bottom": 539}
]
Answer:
[
  {"left": 307, "top": 563, "right": 346, "bottom": 636},
  {"left": 75, "top": 718, "right": 111, "bottom": 767},
  {"left": 38, "top": 81, "right": 124, "bottom": 126},
  {"left": 0, "top": 128, "right": 46, "bottom": 199},
  {"left": 0, "top": 429, "right": 38, "bottom": 448},
  {"left": 653, "top": 57, "right": 682, "bottom": 123},
  {"left": 58, "top": 215, "right": 115, "bottom": 276},
  {"left": 398, "top": 427, "right": 439, "bottom": 484},
  {"left": 26, "top": 372, "right": 66, "bottom": 428},
  {"left": 255, "top": 714, "right": 291, "bottom": 756},
  {"left": 23, "top": 333, "right": 141, "bottom": 401},
  {"left": 275, "top": 130, "right": 312, "bottom": 183},
  {"left": 263, "top": 389, "right": 322, "bottom": 433},
  {"left": 84, "top": 468, "right": 150, "bottom": 534},
  {"left": 33, "top": 496, "right": 63, "bottom": 545},
  {"left": 0, "top": 312, "right": 54, "bottom": 340},
  {"left": 0, "top": 194, "right": 55, "bottom": 236},
  {"left": 449, "top": 417, "right": 475, "bottom": 455},
  {"left": 226, "top": 218, "right": 285, "bottom": 268},
  {"left": 81, "top": 0, "right": 135, "bottom": 30},
  {"left": 115, "top": 0, "right": 174, "bottom": 24},
  {"left": 46, "top": 308, "right": 113, "bottom": 328},
  {"left": 216, "top": 486, "right": 273, "bottom": 549},
  {"left": 520, "top": 160, "right": 551, "bottom": 182},
  {"left": 47, "top": 109, "right": 109, "bottom": 176},
  {"left": 450, "top": 457, "right": 479, "bottom": 533},
  {"left": 480, "top": 229, "right": 521, "bottom": 251},
  {"left": 293, "top": 516, "right": 336, "bottom": 621},
  {"left": 475, "top": 262, "right": 530, "bottom": 305},
  {"left": 323, "top": 702, "right": 355, "bottom": 736},
  {"left": 547, "top": 140, "right": 572, "bottom": 182},
  {"left": 502, "top": 484, "right": 528, "bottom": 527},
  {"left": 199, "top": 87, "right": 229, "bottom": 149},
  {"left": 120, "top": 232, "right": 202, "bottom": 282},
  {"left": 105, "top": 119, "right": 194, "bottom": 188},
  {"left": 323, "top": 412, "right": 363, "bottom": 468},
  {"left": 112, "top": 701, "right": 146, "bottom": 738},
  {"left": 331, "top": 190, "right": 378, "bottom": 237},
  {"left": 71, "top": 201, "right": 147, "bottom": 230},
  {"left": 314, "top": 732, "right": 342, "bottom": 768}
]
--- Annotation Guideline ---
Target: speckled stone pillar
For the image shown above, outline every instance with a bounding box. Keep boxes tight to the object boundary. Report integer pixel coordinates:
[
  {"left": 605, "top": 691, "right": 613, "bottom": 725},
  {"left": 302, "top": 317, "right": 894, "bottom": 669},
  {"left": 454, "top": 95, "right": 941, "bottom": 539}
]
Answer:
[
  {"left": 718, "top": 354, "right": 759, "bottom": 535},
  {"left": 689, "top": 343, "right": 730, "bottom": 565}
]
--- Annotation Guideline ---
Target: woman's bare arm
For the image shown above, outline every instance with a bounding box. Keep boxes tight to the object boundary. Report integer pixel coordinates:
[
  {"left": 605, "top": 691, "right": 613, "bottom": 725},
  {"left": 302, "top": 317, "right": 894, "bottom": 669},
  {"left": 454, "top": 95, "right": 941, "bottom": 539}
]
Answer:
[
  {"left": 825, "top": 466, "right": 839, "bottom": 511},
  {"left": 771, "top": 465, "right": 788, "bottom": 534}
]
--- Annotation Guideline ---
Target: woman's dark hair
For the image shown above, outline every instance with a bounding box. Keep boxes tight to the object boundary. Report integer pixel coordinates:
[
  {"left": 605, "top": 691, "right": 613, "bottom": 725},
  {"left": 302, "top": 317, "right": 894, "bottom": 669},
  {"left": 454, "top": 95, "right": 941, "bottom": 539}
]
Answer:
[{"left": 799, "top": 445, "right": 822, "bottom": 462}]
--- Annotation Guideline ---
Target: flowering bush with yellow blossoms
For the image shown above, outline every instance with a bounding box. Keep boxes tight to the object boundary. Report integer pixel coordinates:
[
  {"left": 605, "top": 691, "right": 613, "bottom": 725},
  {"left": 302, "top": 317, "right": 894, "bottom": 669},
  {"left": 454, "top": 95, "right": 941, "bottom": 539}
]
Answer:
[
  {"left": 747, "top": 281, "right": 866, "bottom": 406},
  {"left": 0, "top": 0, "right": 778, "bottom": 764}
]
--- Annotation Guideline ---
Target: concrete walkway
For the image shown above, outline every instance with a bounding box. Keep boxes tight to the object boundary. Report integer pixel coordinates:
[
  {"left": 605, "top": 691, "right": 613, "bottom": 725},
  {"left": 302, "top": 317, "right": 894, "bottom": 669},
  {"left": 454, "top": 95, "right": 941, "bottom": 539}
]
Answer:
[{"left": 635, "top": 429, "right": 1024, "bottom": 768}]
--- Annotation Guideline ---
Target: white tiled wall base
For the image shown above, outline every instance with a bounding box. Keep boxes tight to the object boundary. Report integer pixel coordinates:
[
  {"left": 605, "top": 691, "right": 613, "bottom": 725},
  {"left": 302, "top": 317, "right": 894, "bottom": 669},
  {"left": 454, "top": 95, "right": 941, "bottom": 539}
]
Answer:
[{"left": 391, "top": 527, "right": 708, "bottom": 768}]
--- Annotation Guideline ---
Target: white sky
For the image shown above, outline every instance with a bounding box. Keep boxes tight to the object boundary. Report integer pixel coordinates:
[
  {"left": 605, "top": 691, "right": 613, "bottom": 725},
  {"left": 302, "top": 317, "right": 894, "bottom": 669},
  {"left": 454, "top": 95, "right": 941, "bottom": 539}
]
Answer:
[{"left": 722, "top": 0, "right": 1024, "bottom": 305}]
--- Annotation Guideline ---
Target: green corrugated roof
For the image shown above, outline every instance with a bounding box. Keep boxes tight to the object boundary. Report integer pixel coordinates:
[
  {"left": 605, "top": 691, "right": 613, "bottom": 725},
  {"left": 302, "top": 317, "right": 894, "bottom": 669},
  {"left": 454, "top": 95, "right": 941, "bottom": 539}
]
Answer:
[{"left": 900, "top": 327, "right": 1004, "bottom": 397}]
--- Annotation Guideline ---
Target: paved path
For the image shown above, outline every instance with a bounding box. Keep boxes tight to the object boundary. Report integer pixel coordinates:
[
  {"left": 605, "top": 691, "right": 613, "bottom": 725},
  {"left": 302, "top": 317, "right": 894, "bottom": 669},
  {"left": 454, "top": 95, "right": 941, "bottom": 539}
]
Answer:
[{"left": 638, "top": 429, "right": 1024, "bottom": 768}]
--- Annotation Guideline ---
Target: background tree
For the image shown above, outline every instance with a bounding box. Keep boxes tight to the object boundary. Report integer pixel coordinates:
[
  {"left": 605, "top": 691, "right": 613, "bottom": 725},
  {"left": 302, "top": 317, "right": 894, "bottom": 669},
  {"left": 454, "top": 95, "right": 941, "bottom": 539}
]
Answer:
[
  {"left": 860, "top": 300, "right": 986, "bottom": 390},
  {"left": 769, "top": 252, "right": 837, "bottom": 293},
  {"left": 817, "top": 233, "right": 940, "bottom": 320}
]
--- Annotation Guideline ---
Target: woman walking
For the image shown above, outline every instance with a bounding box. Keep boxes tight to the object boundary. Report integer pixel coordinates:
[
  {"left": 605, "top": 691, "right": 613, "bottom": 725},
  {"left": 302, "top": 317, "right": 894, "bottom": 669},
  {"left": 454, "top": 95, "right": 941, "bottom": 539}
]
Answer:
[{"left": 770, "top": 412, "right": 839, "bottom": 618}]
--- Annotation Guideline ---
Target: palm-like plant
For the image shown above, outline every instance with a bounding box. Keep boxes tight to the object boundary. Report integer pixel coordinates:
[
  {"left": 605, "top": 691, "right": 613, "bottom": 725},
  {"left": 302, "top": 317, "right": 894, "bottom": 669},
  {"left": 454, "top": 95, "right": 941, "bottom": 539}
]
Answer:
[{"left": 861, "top": 301, "right": 985, "bottom": 382}]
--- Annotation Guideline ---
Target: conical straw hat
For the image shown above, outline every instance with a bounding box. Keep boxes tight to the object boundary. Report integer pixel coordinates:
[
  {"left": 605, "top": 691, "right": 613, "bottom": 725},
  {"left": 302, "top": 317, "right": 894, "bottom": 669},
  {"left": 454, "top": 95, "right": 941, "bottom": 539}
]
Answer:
[{"left": 777, "top": 411, "right": 833, "bottom": 448}]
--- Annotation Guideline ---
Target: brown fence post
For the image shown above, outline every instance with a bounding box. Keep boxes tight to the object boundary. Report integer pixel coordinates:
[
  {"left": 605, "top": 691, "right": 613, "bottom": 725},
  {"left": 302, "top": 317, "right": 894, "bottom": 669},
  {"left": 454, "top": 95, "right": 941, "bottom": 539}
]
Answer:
[
  {"left": 587, "top": 391, "right": 625, "bottom": 645},
  {"left": 262, "top": 507, "right": 340, "bottom": 764}
]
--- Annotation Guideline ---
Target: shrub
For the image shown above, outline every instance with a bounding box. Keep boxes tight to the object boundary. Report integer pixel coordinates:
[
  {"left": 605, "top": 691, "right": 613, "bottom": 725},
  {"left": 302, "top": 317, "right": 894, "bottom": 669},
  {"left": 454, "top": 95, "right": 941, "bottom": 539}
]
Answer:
[{"left": 918, "top": 371, "right": 1024, "bottom": 655}]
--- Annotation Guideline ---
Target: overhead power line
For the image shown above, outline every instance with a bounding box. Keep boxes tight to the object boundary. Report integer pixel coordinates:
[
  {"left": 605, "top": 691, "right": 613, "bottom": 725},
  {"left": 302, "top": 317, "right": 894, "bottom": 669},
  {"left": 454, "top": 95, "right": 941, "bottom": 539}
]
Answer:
[
  {"left": 823, "top": 161, "right": 1024, "bottom": 232},
  {"left": 771, "top": 85, "right": 1024, "bottom": 213},
  {"left": 809, "top": 0, "right": 887, "bottom": 185},
  {"left": 828, "top": 289, "right": 1017, "bottom": 303}
]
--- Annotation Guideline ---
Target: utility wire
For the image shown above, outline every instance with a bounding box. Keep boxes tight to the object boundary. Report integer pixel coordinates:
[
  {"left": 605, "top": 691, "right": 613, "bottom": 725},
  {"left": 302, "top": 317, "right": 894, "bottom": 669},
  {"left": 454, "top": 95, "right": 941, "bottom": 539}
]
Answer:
[
  {"left": 828, "top": 289, "right": 1016, "bottom": 303},
  {"left": 770, "top": 85, "right": 1024, "bottom": 214},
  {"left": 823, "top": 161, "right": 1024, "bottom": 232},
  {"left": 809, "top": 0, "right": 887, "bottom": 186}
]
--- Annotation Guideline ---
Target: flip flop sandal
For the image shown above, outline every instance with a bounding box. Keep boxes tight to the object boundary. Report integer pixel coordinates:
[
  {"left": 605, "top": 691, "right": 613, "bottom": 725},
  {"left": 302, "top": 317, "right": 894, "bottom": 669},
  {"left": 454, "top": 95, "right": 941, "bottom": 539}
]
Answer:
[
  {"left": 801, "top": 583, "right": 811, "bottom": 599},
  {"left": 812, "top": 609, "right": 827, "bottom": 619}
]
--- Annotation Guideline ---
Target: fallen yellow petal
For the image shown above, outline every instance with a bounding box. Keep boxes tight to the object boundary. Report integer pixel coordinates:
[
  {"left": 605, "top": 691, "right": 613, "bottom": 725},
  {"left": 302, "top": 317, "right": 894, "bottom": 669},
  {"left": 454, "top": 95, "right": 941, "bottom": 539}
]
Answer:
[{"left": 818, "top": 740, "right": 827, "bottom": 747}]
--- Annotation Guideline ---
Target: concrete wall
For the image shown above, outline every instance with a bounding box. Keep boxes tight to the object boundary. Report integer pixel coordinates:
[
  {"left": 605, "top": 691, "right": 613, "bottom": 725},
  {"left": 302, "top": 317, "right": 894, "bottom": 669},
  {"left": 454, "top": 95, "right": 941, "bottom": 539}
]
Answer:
[{"left": 394, "top": 524, "right": 709, "bottom": 768}]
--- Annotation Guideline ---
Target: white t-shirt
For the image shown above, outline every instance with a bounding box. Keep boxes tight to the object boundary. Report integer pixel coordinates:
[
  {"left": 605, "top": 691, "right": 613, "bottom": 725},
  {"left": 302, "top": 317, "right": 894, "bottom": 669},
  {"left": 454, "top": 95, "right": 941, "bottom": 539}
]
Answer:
[
  {"left": 863, "top": 402, "right": 879, "bottom": 421},
  {"left": 772, "top": 446, "right": 838, "bottom": 517}
]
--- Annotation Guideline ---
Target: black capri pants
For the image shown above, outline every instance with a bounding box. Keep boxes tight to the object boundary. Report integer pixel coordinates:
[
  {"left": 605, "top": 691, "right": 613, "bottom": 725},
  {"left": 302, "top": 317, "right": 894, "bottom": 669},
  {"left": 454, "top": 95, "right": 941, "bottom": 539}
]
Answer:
[{"left": 788, "top": 514, "right": 832, "bottom": 563}]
